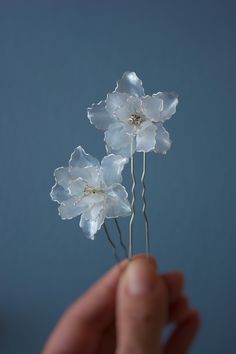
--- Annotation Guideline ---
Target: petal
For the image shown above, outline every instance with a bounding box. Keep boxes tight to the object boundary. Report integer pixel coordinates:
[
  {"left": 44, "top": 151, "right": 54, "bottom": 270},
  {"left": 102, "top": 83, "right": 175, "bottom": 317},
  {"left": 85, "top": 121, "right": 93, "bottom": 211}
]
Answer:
[
  {"left": 154, "top": 123, "right": 172, "bottom": 154},
  {"left": 141, "top": 94, "right": 163, "bottom": 122},
  {"left": 69, "top": 146, "right": 100, "bottom": 186},
  {"left": 116, "top": 96, "right": 143, "bottom": 122},
  {"left": 105, "top": 92, "right": 130, "bottom": 116},
  {"left": 87, "top": 100, "right": 116, "bottom": 130},
  {"left": 68, "top": 178, "right": 86, "bottom": 197},
  {"left": 50, "top": 183, "right": 70, "bottom": 203},
  {"left": 104, "top": 122, "right": 134, "bottom": 150},
  {"left": 69, "top": 146, "right": 99, "bottom": 169},
  {"left": 54, "top": 167, "right": 71, "bottom": 190},
  {"left": 115, "top": 71, "right": 145, "bottom": 97},
  {"left": 156, "top": 92, "right": 178, "bottom": 121},
  {"left": 58, "top": 193, "right": 104, "bottom": 220},
  {"left": 106, "top": 138, "right": 136, "bottom": 159},
  {"left": 80, "top": 203, "right": 105, "bottom": 239},
  {"left": 136, "top": 121, "right": 157, "bottom": 152},
  {"left": 58, "top": 197, "right": 83, "bottom": 220},
  {"left": 101, "top": 154, "right": 128, "bottom": 187},
  {"left": 105, "top": 184, "right": 131, "bottom": 218}
]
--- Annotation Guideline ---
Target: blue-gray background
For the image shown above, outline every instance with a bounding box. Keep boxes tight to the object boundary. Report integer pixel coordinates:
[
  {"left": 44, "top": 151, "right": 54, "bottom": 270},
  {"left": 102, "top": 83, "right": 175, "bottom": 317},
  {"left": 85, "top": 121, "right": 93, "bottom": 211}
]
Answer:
[{"left": 0, "top": 1, "right": 235, "bottom": 353}]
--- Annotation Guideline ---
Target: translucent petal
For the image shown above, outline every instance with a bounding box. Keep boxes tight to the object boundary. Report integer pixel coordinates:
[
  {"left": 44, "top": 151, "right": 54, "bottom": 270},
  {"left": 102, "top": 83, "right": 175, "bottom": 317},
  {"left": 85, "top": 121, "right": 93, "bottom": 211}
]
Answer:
[
  {"left": 136, "top": 121, "right": 157, "bottom": 152},
  {"left": 80, "top": 203, "right": 105, "bottom": 239},
  {"left": 101, "top": 154, "right": 128, "bottom": 187},
  {"left": 58, "top": 193, "right": 105, "bottom": 220},
  {"left": 105, "top": 122, "right": 133, "bottom": 150},
  {"left": 156, "top": 92, "right": 178, "bottom": 121},
  {"left": 106, "top": 137, "right": 136, "bottom": 158},
  {"left": 105, "top": 92, "right": 130, "bottom": 116},
  {"left": 58, "top": 197, "right": 83, "bottom": 220},
  {"left": 50, "top": 183, "right": 70, "bottom": 203},
  {"left": 87, "top": 100, "right": 116, "bottom": 130},
  {"left": 69, "top": 146, "right": 99, "bottom": 169},
  {"left": 141, "top": 94, "right": 163, "bottom": 122},
  {"left": 116, "top": 96, "right": 142, "bottom": 122},
  {"left": 68, "top": 178, "right": 86, "bottom": 197},
  {"left": 69, "top": 146, "right": 101, "bottom": 186},
  {"left": 115, "top": 71, "right": 145, "bottom": 97},
  {"left": 105, "top": 183, "right": 131, "bottom": 218},
  {"left": 54, "top": 167, "right": 71, "bottom": 190},
  {"left": 155, "top": 123, "right": 172, "bottom": 154}
]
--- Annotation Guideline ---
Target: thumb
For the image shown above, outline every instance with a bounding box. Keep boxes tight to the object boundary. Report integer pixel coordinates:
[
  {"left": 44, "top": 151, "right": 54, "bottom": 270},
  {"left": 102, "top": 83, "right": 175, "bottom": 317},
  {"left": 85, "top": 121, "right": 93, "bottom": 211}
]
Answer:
[{"left": 116, "top": 258, "right": 168, "bottom": 354}]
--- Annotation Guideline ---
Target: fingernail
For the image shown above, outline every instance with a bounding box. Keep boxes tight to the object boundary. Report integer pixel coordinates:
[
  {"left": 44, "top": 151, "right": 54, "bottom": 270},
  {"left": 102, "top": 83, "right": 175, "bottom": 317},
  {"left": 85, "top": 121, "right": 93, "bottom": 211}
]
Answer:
[{"left": 126, "top": 259, "right": 156, "bottom": 296}]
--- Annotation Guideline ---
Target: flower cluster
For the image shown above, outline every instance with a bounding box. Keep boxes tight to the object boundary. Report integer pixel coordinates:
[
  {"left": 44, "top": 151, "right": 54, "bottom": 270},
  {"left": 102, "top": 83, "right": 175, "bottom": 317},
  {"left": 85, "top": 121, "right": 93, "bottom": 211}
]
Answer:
[
  {"left": 50, "top": 146, "right": 130, "bottom": 239},
  {"left": 88, "top": 71, "right": 178, "bottom": 158},
  {"left": 50, "top": 71, "right": 178, "bottom": 239}
]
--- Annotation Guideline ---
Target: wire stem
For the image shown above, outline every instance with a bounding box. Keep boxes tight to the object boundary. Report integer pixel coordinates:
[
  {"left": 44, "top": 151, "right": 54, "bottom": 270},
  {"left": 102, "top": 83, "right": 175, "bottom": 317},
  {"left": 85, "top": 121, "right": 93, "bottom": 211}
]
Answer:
[
  {"left": 141, "top": 152, "right": 150, "bottom": 257},
  {"left": 114, "top": 218, "right": 128, "bottom": 258},
  {"left": 103, "top": 222, "right": 120, "bottom": 263},
  {"left": 129, "top": 153, "right": 136, "bottom": 260}
]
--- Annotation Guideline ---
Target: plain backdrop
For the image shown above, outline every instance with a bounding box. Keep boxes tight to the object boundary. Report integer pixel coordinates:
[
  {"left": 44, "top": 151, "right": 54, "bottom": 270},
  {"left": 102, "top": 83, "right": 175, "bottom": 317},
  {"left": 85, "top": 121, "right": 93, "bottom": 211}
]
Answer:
[{"left": 0, "top": 1, "right": 235, "bottom": 353}]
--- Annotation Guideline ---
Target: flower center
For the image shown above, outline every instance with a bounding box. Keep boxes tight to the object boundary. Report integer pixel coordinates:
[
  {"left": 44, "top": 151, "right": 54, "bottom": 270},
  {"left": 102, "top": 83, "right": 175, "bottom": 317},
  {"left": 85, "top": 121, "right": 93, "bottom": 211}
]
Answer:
[
  {"left": 84, "top": 186, "right": 103, "bottom": 196},
  {"left": 129, "top": 112, "right": 144, "bottom": 126}
]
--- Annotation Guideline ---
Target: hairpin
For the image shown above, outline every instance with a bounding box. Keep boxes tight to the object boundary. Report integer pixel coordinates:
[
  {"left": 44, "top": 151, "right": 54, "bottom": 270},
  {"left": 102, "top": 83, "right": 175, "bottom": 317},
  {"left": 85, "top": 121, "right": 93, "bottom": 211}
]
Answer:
[{"left": 50, "top": 72, "right": 178, "bottom": 261}]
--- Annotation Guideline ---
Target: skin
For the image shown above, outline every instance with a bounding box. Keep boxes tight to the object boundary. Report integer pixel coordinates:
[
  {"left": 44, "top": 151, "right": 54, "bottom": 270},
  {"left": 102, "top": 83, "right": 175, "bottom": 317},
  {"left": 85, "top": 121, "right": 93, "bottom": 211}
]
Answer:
[{"left": 42, "top": 255, "right": 200, "bottom": 354}]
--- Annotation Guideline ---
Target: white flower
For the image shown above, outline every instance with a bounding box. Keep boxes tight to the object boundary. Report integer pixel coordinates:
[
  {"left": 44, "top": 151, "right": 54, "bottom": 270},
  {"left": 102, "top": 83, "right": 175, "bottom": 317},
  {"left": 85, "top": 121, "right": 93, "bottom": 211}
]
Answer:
[
  {"left": 87, "top": 71, "right": 178, "bottom": 158},
  {"left": 50, "top": 146, "right": 131, "bottom": 239}
]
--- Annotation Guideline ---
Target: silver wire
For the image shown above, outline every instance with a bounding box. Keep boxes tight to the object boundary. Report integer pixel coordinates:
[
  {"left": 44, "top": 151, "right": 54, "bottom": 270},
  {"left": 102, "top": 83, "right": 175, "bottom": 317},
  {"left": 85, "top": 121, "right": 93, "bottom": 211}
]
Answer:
[
  {"left": 129, "top": 153, "right": 136, "bottom": 260},
  {"left": 141, "top": 152, "right": 150, "bottom": 257},
  {"left": 103, "top": 222, "right": 120, "bottom": 263},
  {"left": 114, "top": 218, "right": 128, "bottom": 258}
]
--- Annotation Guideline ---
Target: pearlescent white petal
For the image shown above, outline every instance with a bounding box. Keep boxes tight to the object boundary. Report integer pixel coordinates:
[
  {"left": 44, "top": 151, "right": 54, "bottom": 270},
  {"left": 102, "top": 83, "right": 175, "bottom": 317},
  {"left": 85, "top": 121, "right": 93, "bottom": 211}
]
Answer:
[
  {"left": 156, "top": 92, "right": 178, "bottom": 121},
  {"left": 115, "top": 71, "right": 145, "bottom": 97},
  {"left": 80, "top": 203, "right": 105, "bottom": 239},
  {"left": 106, "top": 137, "right": 136, "bottom": 158},
  {"left": 101, "top": 154, "right": 127, "bottom": 187},
  {"left": 58, "top": 193, "right": 105, "bottom": 220},
  {"left": 50, "top": 183, "right": 70, "bottom": 203},
  {"left": 87, "top": 100, "right": 116, "bottom": 130},
  {"left": 54, "top": 167, "right": 71, "bottom": 189},
  {"left": 155, "top": 123, "right": 172, "bottom": 154},
  {"left": 105, "top": 184, "right": 131, "bottom": 218},
  {"left": 105, "top": 122, "right": 133, "bottom": 150},
  {"left": 69, "top": 146, "right": 100, "bottom": 186},
  {"left": 141, "top": 95, "right": 163, "bottom": 122},
  {"left": 58, "top": 197, "right": 83, "bottom": 219},
  {"left": 68, "top": 178, "right": 86, "bottom": 197},
  {"left": 105, "top": 92, "right": 130, "bottom": 116},
  {"left": 136, "top": 121, "right": 157, "bottom": 152},
  {"left": 69, "top": 146, "right": 99, "bottom": 169},
  {"left": 116, "top": 96, "right": 142, "bottom": 122}
]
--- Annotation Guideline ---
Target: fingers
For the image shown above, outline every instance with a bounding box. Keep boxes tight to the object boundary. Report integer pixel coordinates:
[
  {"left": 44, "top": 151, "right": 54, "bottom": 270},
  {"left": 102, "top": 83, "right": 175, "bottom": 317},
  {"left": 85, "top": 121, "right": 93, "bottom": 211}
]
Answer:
[
  {"left": 42, "top": 260, "right": 128, "bottom": 354},
  {"left": 168, "top": 296, "right": 190, "bottom": 324},
  {"left": 162, "top": 272, "right": 184, "bottom": 302},
  {"left": 163, "top": 310, "right": 201, "bottom": 354},
  {"left": 116, "top": 258, "right": 168, "bottom": 354}
]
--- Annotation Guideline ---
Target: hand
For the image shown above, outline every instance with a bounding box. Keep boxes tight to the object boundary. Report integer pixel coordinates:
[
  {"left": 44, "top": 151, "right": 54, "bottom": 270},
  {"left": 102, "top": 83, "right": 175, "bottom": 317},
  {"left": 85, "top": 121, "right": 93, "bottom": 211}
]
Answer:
[{"left": 42, "top": 255, "right": 200, "bottom": 354}]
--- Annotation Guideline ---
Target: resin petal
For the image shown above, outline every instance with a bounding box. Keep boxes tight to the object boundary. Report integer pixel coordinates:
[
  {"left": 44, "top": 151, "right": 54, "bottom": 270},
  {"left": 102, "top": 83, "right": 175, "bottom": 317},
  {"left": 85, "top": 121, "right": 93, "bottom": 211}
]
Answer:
[
  {"left": 115, "top": 71, "right": 145, "bottom": 97},
  {"left": 87, "top": 100, "right": 116, "bottom": 130},
  {"left": 155, "top": 123, "right": 172, "bottom": 154},
  {"left": 136, "top": 121, "right": 157, "bottom": 152},
  {"left": 141, "top": 94, "right": 163, "bottom": 122},
  {"left": 105, "top": 122, "right": 133, "bottom": 150},
  {"left": 80, "top": 203, "right": 105, "bottom": 239},
  {"left": 54, "top": 167, "right": 71, "bottom": 190},
  {"left": 105, "top": 184, "right": 131, "bottom": 218},
  {"left": 156, "top": 92, "right": 178, "bottom": 121},
  {"left": 50, "top": 183, "right": 70, "bottom": 203},
  {"left": 101, "top": 154, "right": 127, "bottom": 187}
]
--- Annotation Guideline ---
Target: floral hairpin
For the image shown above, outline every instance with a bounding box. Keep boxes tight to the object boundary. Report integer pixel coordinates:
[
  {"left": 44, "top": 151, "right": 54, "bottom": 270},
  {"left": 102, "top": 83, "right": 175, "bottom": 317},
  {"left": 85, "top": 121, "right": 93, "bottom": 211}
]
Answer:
[{"left": 50, "top": 72, "right": 178, "bottom": 260}]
